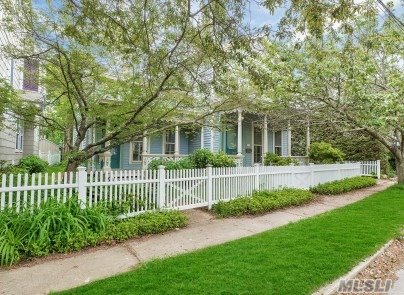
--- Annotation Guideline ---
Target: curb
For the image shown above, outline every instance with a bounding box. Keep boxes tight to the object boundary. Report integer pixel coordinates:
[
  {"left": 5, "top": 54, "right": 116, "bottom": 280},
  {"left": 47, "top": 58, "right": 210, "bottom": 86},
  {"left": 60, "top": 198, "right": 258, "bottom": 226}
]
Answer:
[{"left": 313, "top": 240, "right": 394, "bottom": 295}]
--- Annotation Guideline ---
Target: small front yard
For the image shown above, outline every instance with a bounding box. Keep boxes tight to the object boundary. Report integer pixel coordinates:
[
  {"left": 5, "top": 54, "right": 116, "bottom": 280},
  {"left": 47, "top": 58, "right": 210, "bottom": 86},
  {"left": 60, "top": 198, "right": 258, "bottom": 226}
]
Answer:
[{"left": 59, "top": 184, "right": 404, "bottom": 295}]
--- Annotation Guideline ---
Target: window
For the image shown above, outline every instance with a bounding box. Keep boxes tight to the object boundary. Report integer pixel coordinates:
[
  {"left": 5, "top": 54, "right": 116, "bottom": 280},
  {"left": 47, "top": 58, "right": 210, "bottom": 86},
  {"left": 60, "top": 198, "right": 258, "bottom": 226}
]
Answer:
[
  {"left": 15, "top": 120, "right": 23, "bottom": 152},
  {"left": 274, "top": 131, "right": 282, "bottom": 156},
  {"left": 23, "top": 59, "right": 39, "bottom": 91},
  {"left": 131, "top": 140, "right": 143, "bottom": 162},
  {"left": 253, "top": 126, "right": 263, "bottom": 163},
  {"left": 164, "top": 130, "right": 175, "bottom": 155}
]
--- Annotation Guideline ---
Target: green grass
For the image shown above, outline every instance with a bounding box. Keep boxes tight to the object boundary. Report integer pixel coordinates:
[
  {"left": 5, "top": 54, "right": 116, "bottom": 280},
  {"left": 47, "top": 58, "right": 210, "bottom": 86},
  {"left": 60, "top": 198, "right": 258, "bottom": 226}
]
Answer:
[{"left": 58, "top": 185, "right": 404, "bottom": 295}]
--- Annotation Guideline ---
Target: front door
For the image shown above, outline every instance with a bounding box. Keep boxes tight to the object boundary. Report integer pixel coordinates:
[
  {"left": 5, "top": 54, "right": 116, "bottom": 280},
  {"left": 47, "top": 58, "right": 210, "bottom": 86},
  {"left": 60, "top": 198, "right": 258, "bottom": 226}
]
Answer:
[
  {"left": 110, "top": 146, "right": 120, "bottom": 169},
  {"left": 253, "top": 125, "right": 263, "bottom": 164},
  {"left": 225, "top": 126, "right": 238, "bottom": 155}
]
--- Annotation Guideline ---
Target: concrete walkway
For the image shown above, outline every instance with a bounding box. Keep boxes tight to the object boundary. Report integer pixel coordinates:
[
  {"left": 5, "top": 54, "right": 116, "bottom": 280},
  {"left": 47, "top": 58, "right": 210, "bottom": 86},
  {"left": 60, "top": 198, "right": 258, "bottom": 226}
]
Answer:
[
  {"left": 390, "top": 269, "right": 404, "bottom": 295},
  {"left": 0, "top": 180, "right": 393, "bottom": 295}
]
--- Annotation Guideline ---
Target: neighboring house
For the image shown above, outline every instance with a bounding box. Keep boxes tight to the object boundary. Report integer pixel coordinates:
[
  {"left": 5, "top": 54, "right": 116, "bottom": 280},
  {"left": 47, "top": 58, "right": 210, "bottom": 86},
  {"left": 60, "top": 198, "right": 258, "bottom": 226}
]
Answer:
[
  {"left": 0, "top": 11, "right": 42, "bottom": 164},
  {"left": 88, "top": 110, "right": 300, "bottom": 171}
]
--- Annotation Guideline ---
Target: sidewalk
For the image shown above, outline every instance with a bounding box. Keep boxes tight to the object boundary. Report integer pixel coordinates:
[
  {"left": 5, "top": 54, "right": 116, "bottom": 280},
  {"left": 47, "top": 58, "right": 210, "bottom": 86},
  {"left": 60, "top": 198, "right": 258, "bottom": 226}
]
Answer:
[{"left": 0, "top": 180, "right": 394, "bottom": 295}]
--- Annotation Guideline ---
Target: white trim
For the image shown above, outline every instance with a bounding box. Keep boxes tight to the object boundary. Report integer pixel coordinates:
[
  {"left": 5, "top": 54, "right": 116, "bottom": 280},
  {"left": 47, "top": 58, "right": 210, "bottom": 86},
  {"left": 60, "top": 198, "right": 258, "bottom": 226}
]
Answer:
[
  {"left": 162, "top": 130, "right": 176, "bottom": 155},
  {"left": 237, "top": 109, "right": 243, "bottom": 156},
  {"left": 200, "top": 126, "right": 204, "bottom": 149}
]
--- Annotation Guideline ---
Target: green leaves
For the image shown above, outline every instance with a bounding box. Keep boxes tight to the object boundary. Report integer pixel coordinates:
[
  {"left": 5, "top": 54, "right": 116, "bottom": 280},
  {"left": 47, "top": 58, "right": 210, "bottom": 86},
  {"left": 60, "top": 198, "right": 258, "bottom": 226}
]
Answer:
[
  {"left": 213, "top": 188, "right": 315, "bottom": 217},
  {"left": 311, "top": 176, "right": 377, "bottom": 195}
]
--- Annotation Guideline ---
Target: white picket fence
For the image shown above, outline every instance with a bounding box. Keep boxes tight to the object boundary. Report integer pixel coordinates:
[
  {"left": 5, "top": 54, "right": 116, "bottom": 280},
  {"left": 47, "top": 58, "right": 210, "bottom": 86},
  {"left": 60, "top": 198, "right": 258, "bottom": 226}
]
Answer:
[
  {"left": 0, "top": 162, "right": 373, "bottom": 215},
  {"left": 359, "top": 160, "right": 381, "bottom": 178},
  {"left": 39, "top": 151, "right": 62, "bottom": 165}
]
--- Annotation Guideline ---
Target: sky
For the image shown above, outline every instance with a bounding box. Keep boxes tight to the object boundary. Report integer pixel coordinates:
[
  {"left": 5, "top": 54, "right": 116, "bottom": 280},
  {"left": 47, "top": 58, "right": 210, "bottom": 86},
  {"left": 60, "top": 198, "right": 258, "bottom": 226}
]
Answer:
[{"left": 246, "top": 0, "right": 404, "bottom": 29}]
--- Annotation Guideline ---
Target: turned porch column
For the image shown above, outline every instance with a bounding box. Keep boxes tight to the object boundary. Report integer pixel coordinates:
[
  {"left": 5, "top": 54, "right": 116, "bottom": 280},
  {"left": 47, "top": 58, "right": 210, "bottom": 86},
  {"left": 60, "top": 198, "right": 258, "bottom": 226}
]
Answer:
[
  {"left": 237, "top": 109, "right": 243, "bottom": 157},
  {"left": 263, "top": 115, "right": 268, "bottom": 163},
  {"left": 287, "top": 120, "right": 292, "bottom": 156},
  {"left": 174, "top": 125, "right": 180, "bottom": 156}
]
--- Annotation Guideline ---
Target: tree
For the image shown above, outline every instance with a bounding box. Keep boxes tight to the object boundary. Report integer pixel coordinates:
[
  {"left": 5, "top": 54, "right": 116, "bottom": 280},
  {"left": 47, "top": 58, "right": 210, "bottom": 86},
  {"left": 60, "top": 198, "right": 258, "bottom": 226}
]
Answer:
[
  {"left": 1, "top": 0, "right": 250, "bottom": 171},
  {"left": 240, "top": 4, "right": 404, "bottom": 182}
]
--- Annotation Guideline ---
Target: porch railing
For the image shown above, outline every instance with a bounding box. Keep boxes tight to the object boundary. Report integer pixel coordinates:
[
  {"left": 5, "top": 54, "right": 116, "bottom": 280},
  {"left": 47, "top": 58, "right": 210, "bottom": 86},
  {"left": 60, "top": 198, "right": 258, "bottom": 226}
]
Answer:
[{"left": 142, "top": 154, "right": 187, "bottom": 169}]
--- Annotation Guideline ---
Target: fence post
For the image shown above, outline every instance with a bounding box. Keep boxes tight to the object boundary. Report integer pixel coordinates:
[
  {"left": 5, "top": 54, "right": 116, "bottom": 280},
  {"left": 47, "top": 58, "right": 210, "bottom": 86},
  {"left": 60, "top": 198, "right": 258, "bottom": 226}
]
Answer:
[
  {"left": 254, "top": 163, "right": 260, "bottom": 190},
  {"left": 309, "top": 163, "right": 315, "bottom": 188},
  {"left": 206, "top": 165, "right": 213, "bottom": 209},
  {"left": 158, "top": 165, "right": 166, "bottom": 209},
  {"left": 376, "top": 160, "right": 381, "bottom": 179},
  {"left": 77, "top": 166, "right": 87, "bottom": 208},
  {"left": 289, "top": 163, "right": 295, "bottom": 188}
]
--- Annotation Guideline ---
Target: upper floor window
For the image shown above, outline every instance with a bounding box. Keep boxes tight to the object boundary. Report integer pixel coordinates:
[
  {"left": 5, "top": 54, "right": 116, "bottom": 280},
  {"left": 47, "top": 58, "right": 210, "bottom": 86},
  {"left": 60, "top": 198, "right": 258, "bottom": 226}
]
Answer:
[
  {"left": 164, "top": 130, "right": 175, "bottom": 155},
  {"left": 274, "top": 131, "right": 282, "bottom": 156},
  {"left": 23, "top": 59, "right": 39, "bottom": 91}
]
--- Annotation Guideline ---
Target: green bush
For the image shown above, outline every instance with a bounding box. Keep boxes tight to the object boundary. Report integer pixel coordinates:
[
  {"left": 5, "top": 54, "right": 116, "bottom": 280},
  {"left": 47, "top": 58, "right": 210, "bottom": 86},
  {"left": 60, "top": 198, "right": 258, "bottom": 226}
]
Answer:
[
  {"left": 189, "top": 149, "right": 213, "bottom": 168},
  {"left": 310, "top": 176, "right": 377, "bottom": 195},
  {"left": 109, "top": 210, "right": 188, "bottom": 242},
  {"left": 210, "top": 151, "right": 236, "bottom": 168},
  {"left": 18, "top": 155, "right": 48, "bottom": 174},
  {"left": 264, "top": 153, "right": 298, "bottom": 166},
  {"left": 213, "top": 188, "right": 315, "bottom": 217},
  {"left": 309, "top": 142, "right": 345, "bottom": 164},
  {"left": 148, "top": 158, "right": 194, "bottom": 171},
  {"left": 0, "top": 198, "right": 188, "bottom": 266},
  {"left": 148, "top": 149, "right": 235, "bottom": 170}
]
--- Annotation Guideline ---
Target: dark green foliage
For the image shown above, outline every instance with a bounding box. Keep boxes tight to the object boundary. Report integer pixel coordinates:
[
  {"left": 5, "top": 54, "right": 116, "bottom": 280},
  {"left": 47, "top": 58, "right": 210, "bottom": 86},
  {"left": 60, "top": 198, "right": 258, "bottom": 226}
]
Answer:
[
  {"left": 311, "top": 176, "right": 377, "bottom": 195},
  {"left": 264, "top": 153, "right": 298, "bottom": 166},
  {"left": 109, "top": 211, "right": 188, "bottom": 242},
  {"left": 0, "top": 197, "right": 110, "bottom": 266},
  {"left": 309, "top": 142, "right": 345, "bottom": 164},
  {"left": 18, "top": 155, "right": 49, "bottom": 174},
  {"left": 147, "top": 158, "right": 194, "bottom": 171},
  {"left": 58, "top": 185, "right": 404, "bottom": 295},
  {"left": 189, "top": 149, "right": 213, "bottom": 168},
  {"left": 0, "top": 199, "right": 188, "bottom": 266},
  {"left": 209, "top": 151, "right": 236, "bottom": 168},
  {"left": 213, "top": 188, "right": 315, "bottom": 217},
  {"left": 148, "top": 149, "right": 235, "bottom": 170}
]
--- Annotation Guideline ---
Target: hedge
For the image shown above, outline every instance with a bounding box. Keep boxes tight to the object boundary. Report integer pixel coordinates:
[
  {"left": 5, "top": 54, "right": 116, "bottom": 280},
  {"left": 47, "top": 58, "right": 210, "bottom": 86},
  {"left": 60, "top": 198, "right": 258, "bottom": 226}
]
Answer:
[
  {"left": 213, "top": 188, "right": 315, "bottom": 217},
  {"left": 310, "top": 176, "right": 377, "bottom": 195}
]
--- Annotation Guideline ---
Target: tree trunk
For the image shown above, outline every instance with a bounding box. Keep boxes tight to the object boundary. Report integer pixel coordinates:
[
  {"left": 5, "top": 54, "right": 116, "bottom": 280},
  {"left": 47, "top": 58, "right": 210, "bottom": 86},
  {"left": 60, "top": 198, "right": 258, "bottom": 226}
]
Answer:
[
  {"left": 66, "top": 159, "right": 80, "bottom": 172},
  {"left": 397, "top": 158, "right": 404, "bottom": 184}
]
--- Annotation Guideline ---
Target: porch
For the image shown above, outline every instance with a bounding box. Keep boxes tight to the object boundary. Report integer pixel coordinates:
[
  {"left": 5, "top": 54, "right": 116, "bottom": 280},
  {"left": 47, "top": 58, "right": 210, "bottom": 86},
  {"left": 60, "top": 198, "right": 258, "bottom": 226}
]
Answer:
[{"left": 91, "top": 110, "right": 305, "bottom": 171}]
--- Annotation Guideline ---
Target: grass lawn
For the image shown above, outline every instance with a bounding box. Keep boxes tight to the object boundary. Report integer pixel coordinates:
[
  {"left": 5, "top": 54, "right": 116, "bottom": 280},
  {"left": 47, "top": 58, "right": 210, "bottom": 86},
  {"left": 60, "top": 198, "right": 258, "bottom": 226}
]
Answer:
[{"left": 59, "top": 185, "right": 404, "bottom": 295}]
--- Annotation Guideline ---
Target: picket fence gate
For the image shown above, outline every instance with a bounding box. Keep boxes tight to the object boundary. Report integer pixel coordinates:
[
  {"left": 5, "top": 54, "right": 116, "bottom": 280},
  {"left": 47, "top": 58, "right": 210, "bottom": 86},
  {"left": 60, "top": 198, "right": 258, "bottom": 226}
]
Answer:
[{"left": 0, "top": 161, "right": 381, "bottom": 216}]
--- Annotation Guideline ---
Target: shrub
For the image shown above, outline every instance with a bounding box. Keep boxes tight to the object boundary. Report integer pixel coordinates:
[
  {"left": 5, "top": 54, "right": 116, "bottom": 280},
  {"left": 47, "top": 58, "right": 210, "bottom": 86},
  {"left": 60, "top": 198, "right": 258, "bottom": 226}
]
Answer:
[
  {"left": 109, "top": 210, "right": 188, "bottom": 242},
  {"left": 210, "top": 151, "right": 236, "bottom": 168},
  {"left": 310, "top": 176, "right": 377, "bottom": 195},
  {"left": 0, "top": 199, "right": 188, "bottom": 266},
  {"left": 264, "top": 153, "right": 298, "bottom": 166},
  {"left": 148, "top": 149, "right": 236, "bottom": 170},
  {"left": 148, "top": 158, "right": 194, "bottom": 170},
  {"left": 309, "top": 142, "right": 345, "bottom": 164},
  {"left": 213, "top": 188, "right": 315, "bottom": 217},
  {"left": 18, "top": 155, "right": 48, "bottom": 174},
  {"left": 189, "top": 149, "right": 213, "bottom": 168}
]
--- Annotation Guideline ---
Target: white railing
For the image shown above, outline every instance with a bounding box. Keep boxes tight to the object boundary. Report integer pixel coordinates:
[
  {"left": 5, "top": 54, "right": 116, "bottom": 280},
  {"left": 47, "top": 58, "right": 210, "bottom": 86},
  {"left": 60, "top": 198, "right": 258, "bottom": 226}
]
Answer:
[
  {"left": 39, "top": 151, "right": 62, "bottom": 165},
  {"left": 141, "top": 154, "right": 187, "bottom": 169},
  {"left": 0, "top": 163, "right": 364, "bottom": 215},
  {"left": 345, "top": 160, "right": 380, "bottom": 179}
]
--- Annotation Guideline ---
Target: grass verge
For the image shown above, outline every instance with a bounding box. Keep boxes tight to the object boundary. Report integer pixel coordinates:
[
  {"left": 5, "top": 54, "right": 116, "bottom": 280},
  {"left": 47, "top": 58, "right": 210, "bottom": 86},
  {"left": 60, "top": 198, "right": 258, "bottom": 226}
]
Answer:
[
  {"left": 311, "top": 176, "right": 377, "bottom": 195},
  {"left": 58, "top": 184, "right": 404, "bottom": 295},
  {"left": 213, "top": 188, "right": 315, "bottom": 217}
]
